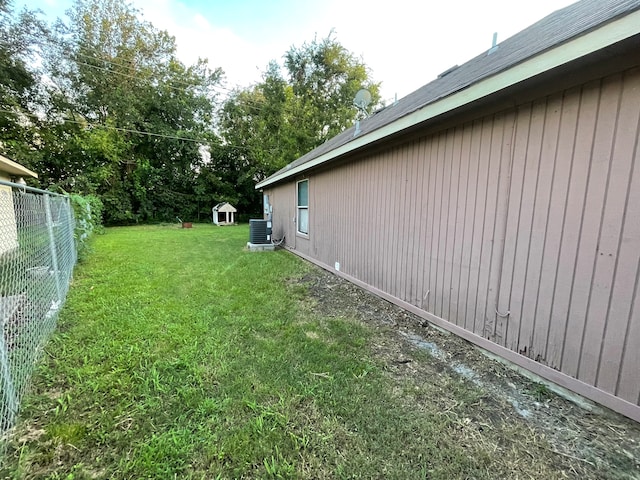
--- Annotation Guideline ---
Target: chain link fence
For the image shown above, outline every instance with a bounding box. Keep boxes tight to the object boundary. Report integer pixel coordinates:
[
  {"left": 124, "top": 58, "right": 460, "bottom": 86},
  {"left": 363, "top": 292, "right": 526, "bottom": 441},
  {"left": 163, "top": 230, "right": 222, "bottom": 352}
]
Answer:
[{"left": 0, "top": 181, "right": 76, "bottom": 455}]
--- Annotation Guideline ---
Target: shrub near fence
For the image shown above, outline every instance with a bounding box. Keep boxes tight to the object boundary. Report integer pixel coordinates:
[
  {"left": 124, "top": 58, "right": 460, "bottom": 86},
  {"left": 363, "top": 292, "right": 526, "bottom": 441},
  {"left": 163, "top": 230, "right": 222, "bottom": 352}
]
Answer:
[
  {"left": 69, "top": 193, "right": 103, "bottom": 261},
  {"left": 0, "top": 181, "right": 77, "bottom": 457}
]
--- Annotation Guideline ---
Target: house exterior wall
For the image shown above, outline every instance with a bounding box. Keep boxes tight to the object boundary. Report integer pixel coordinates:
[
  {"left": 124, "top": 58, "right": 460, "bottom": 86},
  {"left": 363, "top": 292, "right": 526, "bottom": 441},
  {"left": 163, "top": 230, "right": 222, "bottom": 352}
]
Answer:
[
  {"left": 264, "top": 65, "right": 640, "bottom": 421},
  {"left": 0, "top": 171, "right": 19, "bottom": 256}
]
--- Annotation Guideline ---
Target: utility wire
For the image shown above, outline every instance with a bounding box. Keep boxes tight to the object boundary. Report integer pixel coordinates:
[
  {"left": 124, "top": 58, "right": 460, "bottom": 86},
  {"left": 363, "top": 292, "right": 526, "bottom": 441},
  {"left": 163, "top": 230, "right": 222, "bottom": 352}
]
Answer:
[
  {"left": 6, "top": 36, "right": 350, "bottom": 150},
  {"left": 0, "top": 107, "right": 208, "bottom": 143},
  {"left": 72, "top": 59, "right": 203, "bottom": 96},
  {"left": 64, "top": 57, "right": 269, "bottom": 113},
  {"left": 70, "top": 56, "right": 262, "bottom": 102},
  {"left": 39, "top": 46, "right": 269, "bottom": 112},
  {"left": 72, "top": 48, "right": 237, "bottom": 94},
  {"left": 27, "top": 35, "right": 246, "bottom": 95},
  {"left": 23, "top": 40, "right": 272, "bottom": 115},
  {"left": 20, "top": 35, "right": 317, "bottom": 115},
  {"left": 0, "top": 107, "right": 265, "bottom": 153},
  {"left": 36, "top": 45, "right": 220, "bottom": 98},
  {"left": 2, "top": 16, "right": 342, "bottom": 160}
]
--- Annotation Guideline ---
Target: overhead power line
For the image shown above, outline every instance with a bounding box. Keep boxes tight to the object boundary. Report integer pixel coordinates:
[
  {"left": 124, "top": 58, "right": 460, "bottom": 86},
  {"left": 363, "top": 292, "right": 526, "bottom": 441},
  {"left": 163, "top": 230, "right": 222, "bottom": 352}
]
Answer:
[
  {"left": 29, "top": 40, "right": 271, "bottom": 112},
  {"left": 19, "top": 35, "right": 306, "bottom": 116},
  {"left": 62, "top": 58, "right": 269, "bottom": 112},
  {"left": 0, "top": 108, "right": 207, "bottom": 143},
  {"left": 0, "top": 108, "right": 264, "bottom": 153},
  {"left": 29, "top": 36, "right": 245, "bottom": 96}
]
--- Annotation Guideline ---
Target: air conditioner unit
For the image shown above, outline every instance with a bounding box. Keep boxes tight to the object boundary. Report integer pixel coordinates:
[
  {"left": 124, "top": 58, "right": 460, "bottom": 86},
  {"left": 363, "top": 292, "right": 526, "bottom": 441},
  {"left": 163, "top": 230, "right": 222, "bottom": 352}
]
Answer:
[{"left": 249, "top": 219, "right": 271, "bottom": 244}]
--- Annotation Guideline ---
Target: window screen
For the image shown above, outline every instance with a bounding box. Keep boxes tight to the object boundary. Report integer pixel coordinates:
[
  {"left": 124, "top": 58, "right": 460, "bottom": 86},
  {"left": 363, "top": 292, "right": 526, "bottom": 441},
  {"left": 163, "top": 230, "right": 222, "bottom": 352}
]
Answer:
[{"left": 297, "top": 180, "right": 309, "bottom": 235}]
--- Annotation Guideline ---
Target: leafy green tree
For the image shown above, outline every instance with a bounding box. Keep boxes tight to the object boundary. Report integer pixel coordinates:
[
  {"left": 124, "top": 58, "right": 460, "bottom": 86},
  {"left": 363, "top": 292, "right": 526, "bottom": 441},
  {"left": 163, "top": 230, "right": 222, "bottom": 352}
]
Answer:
[
  {"left": 0, "top": 0, "right": 46, "bottom": 160},
  {"left": 31, "top": 0, "right": 222, "bottom": 223},
  {"left": 0, "top": 2, "right": 380, "bottom": 224},
  {"left": 284, "top": 33, "right": 381, "bottom": 150},
  {"left": 219, "top": 64, "right": 290, "bottom": 180},
  {"left": 219, "top": 33, "right": 381, "bottom": 214}
]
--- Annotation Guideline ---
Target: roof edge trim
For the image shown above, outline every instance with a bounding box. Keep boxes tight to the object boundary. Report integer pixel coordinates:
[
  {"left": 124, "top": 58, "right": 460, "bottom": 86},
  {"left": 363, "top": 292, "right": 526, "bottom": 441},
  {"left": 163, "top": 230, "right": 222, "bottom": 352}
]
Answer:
[
  {"left": 0, "top": 154, "right": 38, "bottom": 179},
  {"left": 257, "top": 9, "right": 640, "bottom": 189}
]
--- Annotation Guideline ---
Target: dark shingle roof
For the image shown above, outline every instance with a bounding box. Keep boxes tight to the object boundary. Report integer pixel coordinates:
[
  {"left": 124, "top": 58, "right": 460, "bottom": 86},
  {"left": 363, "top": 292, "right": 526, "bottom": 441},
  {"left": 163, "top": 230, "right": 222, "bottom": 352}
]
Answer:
[{"left": 258, "top": 0, "right": 640, "bottom": 187}]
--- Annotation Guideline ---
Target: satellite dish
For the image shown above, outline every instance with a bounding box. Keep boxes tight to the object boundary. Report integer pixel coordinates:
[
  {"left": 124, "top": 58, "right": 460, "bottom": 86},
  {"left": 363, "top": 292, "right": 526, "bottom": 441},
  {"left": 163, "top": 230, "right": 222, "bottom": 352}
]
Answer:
[{"left": 353, "top": 89, "right": 372, "bottom": 112}]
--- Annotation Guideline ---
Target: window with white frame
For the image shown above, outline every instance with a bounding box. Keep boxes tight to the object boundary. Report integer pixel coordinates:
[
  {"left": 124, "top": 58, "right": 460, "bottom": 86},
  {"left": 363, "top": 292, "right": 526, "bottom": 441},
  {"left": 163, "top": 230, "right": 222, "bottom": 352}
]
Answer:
[{"left": 297, "top": 179, "right": 309, "bottom": 235}]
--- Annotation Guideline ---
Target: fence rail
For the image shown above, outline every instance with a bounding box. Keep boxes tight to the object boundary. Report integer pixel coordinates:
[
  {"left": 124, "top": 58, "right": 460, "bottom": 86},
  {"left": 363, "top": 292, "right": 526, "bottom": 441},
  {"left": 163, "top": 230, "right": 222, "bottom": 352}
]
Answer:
[{"left": 0, "top": 182, "right": 76, "bottom": 455}]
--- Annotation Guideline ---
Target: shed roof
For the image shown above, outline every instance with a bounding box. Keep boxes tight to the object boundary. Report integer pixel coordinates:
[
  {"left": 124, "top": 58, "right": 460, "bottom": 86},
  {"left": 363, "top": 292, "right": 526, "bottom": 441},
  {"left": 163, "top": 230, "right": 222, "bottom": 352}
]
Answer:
[
  {"left": 213, "top": 202, "right": 237, "bottom": 213},
  {"left": 0, "top": 154, "right": 37, "bottom": 179},
  {"left": 257, "top": 0, "right": 640, "bottom": 189}
]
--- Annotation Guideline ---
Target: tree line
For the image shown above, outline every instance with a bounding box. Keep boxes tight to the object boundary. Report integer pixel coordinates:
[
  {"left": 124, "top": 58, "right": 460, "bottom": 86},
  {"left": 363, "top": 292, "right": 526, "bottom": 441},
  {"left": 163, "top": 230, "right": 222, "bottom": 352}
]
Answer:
[{"left": 0, "top": 0, "right": 380, "bottom": 224}]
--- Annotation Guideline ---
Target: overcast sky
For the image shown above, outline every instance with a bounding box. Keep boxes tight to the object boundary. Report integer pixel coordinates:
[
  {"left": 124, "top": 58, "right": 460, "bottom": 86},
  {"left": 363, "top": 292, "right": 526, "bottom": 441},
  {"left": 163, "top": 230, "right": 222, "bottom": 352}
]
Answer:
[{"left": 21, "top": 0, "right": 576, "bottom": 102}]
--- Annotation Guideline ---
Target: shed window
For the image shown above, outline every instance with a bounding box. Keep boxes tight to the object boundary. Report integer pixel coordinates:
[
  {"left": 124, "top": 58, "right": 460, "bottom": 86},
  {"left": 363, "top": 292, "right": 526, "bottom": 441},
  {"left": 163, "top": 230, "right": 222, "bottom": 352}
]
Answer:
[{"left": 297, "top": 179, "right": 309, "bottom": 235}]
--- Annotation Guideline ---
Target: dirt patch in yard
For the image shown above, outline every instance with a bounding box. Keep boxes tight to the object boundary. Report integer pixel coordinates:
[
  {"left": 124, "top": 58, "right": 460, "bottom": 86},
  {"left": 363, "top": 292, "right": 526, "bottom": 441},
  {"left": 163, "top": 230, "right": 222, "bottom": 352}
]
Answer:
[{"left": 291, "top": 267, "right": 640, "bottom": 480}]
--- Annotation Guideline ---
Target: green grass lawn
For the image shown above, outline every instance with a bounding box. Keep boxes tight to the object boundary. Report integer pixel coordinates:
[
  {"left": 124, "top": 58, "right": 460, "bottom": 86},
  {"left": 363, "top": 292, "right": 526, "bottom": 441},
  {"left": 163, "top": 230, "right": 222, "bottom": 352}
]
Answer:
[{"left": 1, "top": 224, "right": 585, "bottom": 479}]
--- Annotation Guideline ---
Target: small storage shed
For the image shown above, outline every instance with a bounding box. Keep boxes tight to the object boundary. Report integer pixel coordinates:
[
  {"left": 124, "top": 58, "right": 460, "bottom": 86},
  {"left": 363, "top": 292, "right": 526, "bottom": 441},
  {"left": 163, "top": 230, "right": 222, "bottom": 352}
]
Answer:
[
  {"left": 0, "top": 155, "right": 38, "bottom": 256},
  {"left": 212, "top": 202, "right": 237, "bottom": 225},
  {"left": 256, "top": 0, "right": 640, "bottom": 422}
]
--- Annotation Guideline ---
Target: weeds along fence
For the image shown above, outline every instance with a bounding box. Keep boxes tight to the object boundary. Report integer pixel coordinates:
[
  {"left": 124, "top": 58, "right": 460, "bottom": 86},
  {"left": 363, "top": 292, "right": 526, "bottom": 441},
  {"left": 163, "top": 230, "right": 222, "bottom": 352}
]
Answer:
[{"left": 0, "top": 181, "right": 76, "bottom": 452}]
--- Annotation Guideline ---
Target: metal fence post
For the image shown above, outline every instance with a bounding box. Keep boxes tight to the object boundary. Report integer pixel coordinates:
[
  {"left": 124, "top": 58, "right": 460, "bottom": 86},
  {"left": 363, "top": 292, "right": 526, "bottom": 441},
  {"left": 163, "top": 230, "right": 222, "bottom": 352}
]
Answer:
[
  {"left": 66, "top": 197, "right": 77, "bottom": 265},
  {"left": 44, "top": 194, "right": 62, "bottom": 303},
  {"left": 0, "top": 326, "right": 17, "bottom": 429}
]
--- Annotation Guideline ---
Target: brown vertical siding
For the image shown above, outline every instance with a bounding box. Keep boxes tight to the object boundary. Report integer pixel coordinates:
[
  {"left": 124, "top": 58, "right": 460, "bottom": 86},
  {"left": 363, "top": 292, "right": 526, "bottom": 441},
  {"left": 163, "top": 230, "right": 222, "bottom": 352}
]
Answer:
[
  {"left": 443, "top": 131, "right": 458, "bottom": 320},
  {"left": 485, "top": 112, "right": 513, "bottom": 344},
  {"left": 415, "top": 140, "right": 429, "bottom": 309},
  {"left": 403, "top": 142, "right": 417, "bottom": 304},
  {"left": 593, "top": 69, "right": 640, "bottom": 396},
  {"left": 265, "top": 66, "right": 640, "bottom": 420},
  {"left": 451, "top": 124, "right": 473, "bottom": 327},
  {"left": 574, "top": 74, "right": 624, "bottom": 386},
  {"left": 458, "top": 123, "right": 481, "bottom": 331},
  {"left": 562, "top": 78, "right": 615, "bottom": 378},
  {"left": 386, "top": 147, "right": 400, "bottom": 297},
  {"left": 406, "top": 141, "right": 419, "bottom": 305},
  {"left": 546, "top": 82, "right": 599, "bottom": 371},
  {"left": 476, "top": 114, "right": 505, "bottom": 339},
  {"left": 437, "top": 131, "right": 452, "bottom": 319},
  {"left": 269, "top": 182, "right": 294, "bottom": 247},
  {"left": 521, "top": 96, "right": 562, "bottom": 361},
  {"left": 535, "top": 88, "right": 580, "bottom": 368},
  {"left": 429, "top": 135, "right": 443, "bottom": 315},
  {"left": 615, "top": 157, "right": 640, "bottom": 403},
  {"left": 542, "top": 88, "right": 578, "bottom": 364}
]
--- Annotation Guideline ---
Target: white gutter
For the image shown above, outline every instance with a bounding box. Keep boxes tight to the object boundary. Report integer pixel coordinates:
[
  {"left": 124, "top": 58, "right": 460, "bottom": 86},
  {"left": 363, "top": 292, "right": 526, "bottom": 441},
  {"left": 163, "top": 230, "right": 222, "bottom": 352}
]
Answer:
[{"left": 257, "top": 9, "right": 640, "bottom": 189}]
